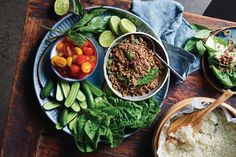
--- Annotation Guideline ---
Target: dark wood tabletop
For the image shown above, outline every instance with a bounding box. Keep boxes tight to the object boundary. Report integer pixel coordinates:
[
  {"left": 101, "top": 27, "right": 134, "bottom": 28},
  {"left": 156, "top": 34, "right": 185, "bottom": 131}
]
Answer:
[{"left": 1, "top": 0, "right": 236, "bottom": 157}]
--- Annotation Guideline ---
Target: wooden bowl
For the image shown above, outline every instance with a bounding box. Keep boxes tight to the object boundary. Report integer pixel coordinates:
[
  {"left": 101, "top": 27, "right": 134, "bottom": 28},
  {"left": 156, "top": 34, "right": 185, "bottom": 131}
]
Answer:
[{"left": 152, "top": 97, "right": 236, "bottom": 157}]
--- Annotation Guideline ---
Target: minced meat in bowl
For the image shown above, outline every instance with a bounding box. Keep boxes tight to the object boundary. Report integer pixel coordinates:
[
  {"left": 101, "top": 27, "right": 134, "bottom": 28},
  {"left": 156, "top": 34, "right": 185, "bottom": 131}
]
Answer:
[{"left": 104, "top": 32, "right": 169, "bottom": 101}]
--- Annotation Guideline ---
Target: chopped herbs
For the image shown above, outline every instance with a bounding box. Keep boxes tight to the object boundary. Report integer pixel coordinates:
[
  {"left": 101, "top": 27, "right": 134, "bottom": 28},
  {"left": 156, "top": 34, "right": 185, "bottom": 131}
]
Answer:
[{"left": 136, "top": 68, "right": 159, "bottom": 85}]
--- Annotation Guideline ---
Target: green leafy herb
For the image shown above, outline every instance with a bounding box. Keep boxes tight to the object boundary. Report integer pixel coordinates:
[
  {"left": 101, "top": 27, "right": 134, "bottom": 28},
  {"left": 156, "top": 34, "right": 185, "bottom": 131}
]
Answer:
[
  {"left": 72, "top": 0, "right": 85, "bottom": 16},
  {"left": 117, "top": 73, "right": 126, "bottom": 81},
  {"left": 66, "top": 32, "right": 86, "bottom": 46},
  {"left": 78, "top": 16, "right": 111, "bottom": 34},
  {"left": 184, "top": 38, "right": 199, "bottom": 52},
  {"left": 72, "top": 8, "right": 108, "bottom": 28},
  {"left": 126, "top": 49, "right": 135, "bottom": 60},
  {"left": 190, "top": 24, "right": 208, "bottom": 32},
  {"left": 210, "top": 65, "right": 236, "bottom": 88},
  {"left": 72, "top": 95, "right": 160, "bottom": 152},
  {"left": 136, "top": 68, "right": 158, "bottom": 85},
  {"left": 194, "top": 29, "right": 210, "bottom": 39},
  {"left": 196, "top": 40, "right": 206, "bottom": 56}
]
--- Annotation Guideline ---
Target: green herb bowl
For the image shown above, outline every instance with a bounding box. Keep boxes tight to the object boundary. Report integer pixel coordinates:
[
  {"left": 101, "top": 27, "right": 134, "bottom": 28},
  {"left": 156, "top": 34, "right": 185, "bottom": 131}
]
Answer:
[{"left": 103, "top": 32, "right": 169, "bottom": 101}]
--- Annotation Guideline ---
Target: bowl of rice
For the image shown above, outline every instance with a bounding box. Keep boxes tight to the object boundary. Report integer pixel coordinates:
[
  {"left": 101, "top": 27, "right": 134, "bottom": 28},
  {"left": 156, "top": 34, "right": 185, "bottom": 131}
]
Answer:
[{"left": 103, "top": 32, "right": 169, "bottom": 101}]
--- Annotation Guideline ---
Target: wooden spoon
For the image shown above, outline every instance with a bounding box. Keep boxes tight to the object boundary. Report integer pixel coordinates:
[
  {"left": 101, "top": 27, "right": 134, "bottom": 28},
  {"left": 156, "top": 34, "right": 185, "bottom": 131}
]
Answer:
[{"left": 168, "top": 89, "right": 233, "bottom": 139}]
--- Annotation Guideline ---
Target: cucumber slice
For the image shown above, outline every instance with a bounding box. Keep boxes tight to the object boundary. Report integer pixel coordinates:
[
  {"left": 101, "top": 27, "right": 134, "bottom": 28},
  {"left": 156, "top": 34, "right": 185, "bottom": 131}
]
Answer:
[
  {"left": 68, "top": 117, "right": 78, "bottom": 131},
  {"left": 59, "top": 108, "right": 68, "bottom": 127},
  {"left": 65, "top": 82, "right": 80, "bottom": 107},
  {"left": 76, "top": 90, "right": 86, "bottom": 102},
  {"left": 56, "top": 80, "right": 64, "bottom": 101},
  {"left": 79, "top": 101, "right": 87, "bottom": 110},
  {"left": 67, "top": 112, "right": 77, "bottom": 123},
  {"left": 60, "top": 79, "right": 70, "bottom": 98},
  {"left": 43, "top": 101, "right": 61, "bottom": 110},
  {"left": 40, "top": 79, "right": 54, "bottom": 99},
  {"left": 82, "top": 82, "right": 94, "bottom": 108},
  {"left": 71, "top": 101, "right": 81, "bottom": 112},
  {"left": 55, "top": 123, "right": 63, "bottom": 130},
  {"left": 84, "top": 80, "right": 103, "bottom": 97}
]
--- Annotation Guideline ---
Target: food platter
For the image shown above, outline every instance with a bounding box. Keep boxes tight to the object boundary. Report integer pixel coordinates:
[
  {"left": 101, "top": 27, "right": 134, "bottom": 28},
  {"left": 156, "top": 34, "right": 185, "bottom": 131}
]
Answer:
[
  {"left": 201, "top": 26, "right": 236, "bottom": 94},
  {"left": 33, "top": 6, "right": 170, "bottom": 142}
]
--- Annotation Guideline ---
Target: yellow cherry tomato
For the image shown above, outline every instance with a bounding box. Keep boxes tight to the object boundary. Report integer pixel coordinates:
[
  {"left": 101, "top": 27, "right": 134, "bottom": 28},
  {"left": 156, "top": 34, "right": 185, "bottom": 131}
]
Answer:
[
  {"left": 56, "top": 41, "right": 64, "bottom": 52},
  {"left": 58, "top": 52, "right": 64, "bottom": 57},
  {"left": 51, "top": 56, "right": 67, "bottom": 68},
  {"left": 66, "top": 56, "right": 73, "bottom": 67},
  {"left": 81, "top": 62, "right": 92, "bottom": 73},
  {"left": 74, "top": 47, "right": 83, "bottom": 55},
  {"left": 89, "top": 56, "right": 96, "bottom": 62},
  {"left": 72, "top": 54, "right": 78, "bottom": 63}
]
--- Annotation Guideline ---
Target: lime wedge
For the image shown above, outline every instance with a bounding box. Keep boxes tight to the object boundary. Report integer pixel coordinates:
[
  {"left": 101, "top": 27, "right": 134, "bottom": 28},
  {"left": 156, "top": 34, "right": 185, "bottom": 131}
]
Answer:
[
  {"left": 109, "top": 16, "right": 121, "bottom": 35},
  {"left": 54, "top": 0, "right": 70, "bottom": 16},
  {"left": 99, "top": 30, "right": 115, "bottom": 48},
  {"left": 119, "top": 18, "right": 137, "bottom": 34}
]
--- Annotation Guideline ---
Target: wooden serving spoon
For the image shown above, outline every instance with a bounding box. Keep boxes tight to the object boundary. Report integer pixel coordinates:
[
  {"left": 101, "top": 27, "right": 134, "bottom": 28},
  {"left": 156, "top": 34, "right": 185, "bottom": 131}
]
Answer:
[{"left": 168, "top": 89, "right": 233, "bottom": 139}]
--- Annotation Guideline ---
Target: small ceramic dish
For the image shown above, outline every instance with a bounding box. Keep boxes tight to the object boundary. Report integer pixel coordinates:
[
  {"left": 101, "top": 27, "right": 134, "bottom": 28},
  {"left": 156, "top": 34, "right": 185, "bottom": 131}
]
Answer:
[
  {"left": 50, "top": 37, "right": 98, "bottom": 82},
  {"left": 201, "top": 26, "right": 236, "bottom": 94},
  {"left": 104, "top": 32, "right": 169, "bottom": 101}
]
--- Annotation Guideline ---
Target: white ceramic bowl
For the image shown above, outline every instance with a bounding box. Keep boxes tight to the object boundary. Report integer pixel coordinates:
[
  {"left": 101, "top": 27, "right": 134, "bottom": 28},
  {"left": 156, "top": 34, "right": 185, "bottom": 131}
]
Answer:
[
  {"left": 50, "top": 37, "right": 98, "bottom": 82},
  {"left": 104, "top": 32, "right": 169, "bottom": 101}
]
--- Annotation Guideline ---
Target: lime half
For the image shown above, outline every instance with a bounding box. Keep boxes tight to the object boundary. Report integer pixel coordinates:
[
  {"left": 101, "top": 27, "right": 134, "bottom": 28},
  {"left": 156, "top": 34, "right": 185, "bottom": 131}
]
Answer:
[
  {"left": 99, "top": 30, "right": 115, "bottom": 48},
  {"left": 109, "top": 16, "right": 121, "bottom": 35},
  {"left": 119, "top": 18, "right": 137, "bottom": 34},
  {"left": 54, "top": 0, "right": 70, "bottom": 16}
]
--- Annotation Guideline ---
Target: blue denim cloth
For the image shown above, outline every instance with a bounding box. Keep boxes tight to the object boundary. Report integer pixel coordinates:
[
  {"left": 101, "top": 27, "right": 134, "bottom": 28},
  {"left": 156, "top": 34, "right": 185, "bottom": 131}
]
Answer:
[{"left": 132, "top": 0, "right": 199, "bottom": 81}]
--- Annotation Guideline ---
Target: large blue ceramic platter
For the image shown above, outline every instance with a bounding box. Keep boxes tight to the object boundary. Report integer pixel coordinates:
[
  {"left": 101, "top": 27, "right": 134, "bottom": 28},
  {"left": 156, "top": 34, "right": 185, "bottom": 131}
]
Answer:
[{"left": 33, "top": 6, "right": 170, "bottom": 135}]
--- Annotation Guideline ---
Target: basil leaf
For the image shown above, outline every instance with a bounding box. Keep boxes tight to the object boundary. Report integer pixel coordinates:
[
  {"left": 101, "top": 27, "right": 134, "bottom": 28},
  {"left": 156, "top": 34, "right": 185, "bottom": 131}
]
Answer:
[
  {"left": 194, "top": 30, "right": 210, "bottom": 39},
  {"left": 211, "top": 65, "right": 236, "bottom": 88},
  {"left": 136, "top": 68, "right": 158, "bottom": 85},
  {"left": 190, "top": 24, "right": 209, "bottom": 32},
  {"left": 126, "top": 49, "right": 135, "bottom": 60},
  {"left": 67, "top": 33, "right": 86, "bottom": 46},
  {"left": 78, "top": 15, "right": 110, "bottom": 33},
  {"left": 73, "top": 8, "right": 108, "bottom": 28},
  {"left": 213, "top": 36, "right": 227, "bottom": 46},
  {"left": 196, "top": 40, "right": 206, "bottom": 56},
  {"left": 184, "top": 38, "right": 198, "bottom": 52},
  {"left": 72, "top": 0, "right": 85, "bottom": 16}
]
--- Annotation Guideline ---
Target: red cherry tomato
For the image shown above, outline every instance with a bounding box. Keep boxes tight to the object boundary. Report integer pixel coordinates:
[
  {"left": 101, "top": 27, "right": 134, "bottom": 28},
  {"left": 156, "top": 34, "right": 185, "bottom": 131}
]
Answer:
[
  {"left": 82, "top": 41, "right": 90, "bottom": 48},
  {"left": 70, "top": 64, "right": 80, "bottom": 74},
  {"left": 82, "top": 46, "right": 88, "bottom": 53},
  {"left": 84, "top": 47, "right": 93, "bottom": 56},
  {"left": 81, "top": 62, "right": 92, "bottom": 73},
  {"left": 75, "top": 55, "right": 90, "bottom": 65},
  {"left": 63, "top": 44, "right": 74, "bottom": 57},
  {"left": 90, "top": 61, "right": 96, "bottom": 70},
  {"left": 77, "top": 72, "right": 87, "bottom": 79}
]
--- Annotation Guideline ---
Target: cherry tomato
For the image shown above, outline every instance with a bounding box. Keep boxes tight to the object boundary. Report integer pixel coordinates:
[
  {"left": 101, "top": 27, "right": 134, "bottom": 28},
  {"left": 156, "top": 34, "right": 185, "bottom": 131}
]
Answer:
[
  {"left": 76, "top": 72, "right": 87, "bottom": 79},
  {"left": 84, "top": 47, "right": 93, "bottom": 56},
  {"left": 82, "top": 41, "right": 90, "bottom": 48},
  {"left": 74, "top": 47, "right": 83, "bottom": 55},
  {"left": 90, "top": 61, "right": 96, "bottom": 70},
  {"left": 70, "top": 64, "right": 80, "bottom": 74},
  {"left": 76, "top": 55, "right": 90, "bottom": 65},
  {"left": 63, "top": 43, "right": 74, "bottom": 57},
  {"left": 56, "top": 41, "right": 64, "bottom": 52},
  {"left": 81, "top": 62, "right": 92, "bottom": 73},
  {"left": 51, "top": 56, "right": 67, "bottom": 68},
  {"left": 89, "top": 56, "right": 96, "bottom": 62}
]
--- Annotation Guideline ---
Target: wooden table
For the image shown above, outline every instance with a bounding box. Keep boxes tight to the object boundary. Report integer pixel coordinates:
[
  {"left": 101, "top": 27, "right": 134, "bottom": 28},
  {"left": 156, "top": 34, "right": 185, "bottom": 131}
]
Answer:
[{"left": 1, "top": 0, "right": 236, "bottom": 157}]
